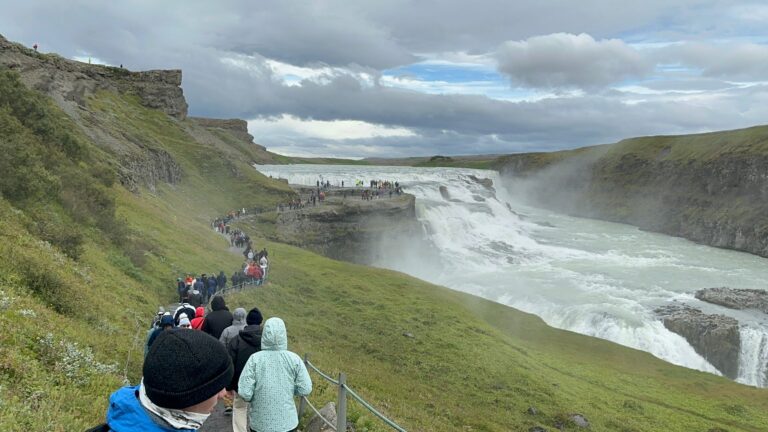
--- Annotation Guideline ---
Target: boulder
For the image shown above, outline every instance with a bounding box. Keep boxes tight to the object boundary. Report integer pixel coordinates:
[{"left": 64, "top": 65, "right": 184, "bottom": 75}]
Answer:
[
  {"left": 695, "top": 287, "right": 768, "bottom": 314},
  {"left": 468, "top": 174, "right": 494, "bottom": 190},
  {"left": 570, "top": 414, "right": 590, "bottom": 428},
  {"left": 439, "top": 185, "right": 451, "bottom": 200},
  {"left": 305, "top": 402, "right": 337, "bottom": 432},
  {"left": 655, "top": 305, "right": 740, "bottom": 378}
]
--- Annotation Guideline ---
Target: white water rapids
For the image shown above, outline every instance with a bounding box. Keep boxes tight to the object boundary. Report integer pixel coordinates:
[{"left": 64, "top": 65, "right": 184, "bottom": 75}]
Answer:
[{"left": 256, "top": 164, "right": 768, "bottom": 387}]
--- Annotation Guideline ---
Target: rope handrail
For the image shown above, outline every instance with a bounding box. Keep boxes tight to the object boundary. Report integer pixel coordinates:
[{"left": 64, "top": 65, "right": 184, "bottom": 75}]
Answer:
[
  {"left": 305, "top": 359, "right": 340, "bottom": 385},
  {"left": 304, "top": 356, "right": 408, "bottom": 432},
  {"left": 301, "top": 396, "right": 337, "bottom": 431},
  {"left": 345, "top": 386, "right": 407, "bottom": 432}
]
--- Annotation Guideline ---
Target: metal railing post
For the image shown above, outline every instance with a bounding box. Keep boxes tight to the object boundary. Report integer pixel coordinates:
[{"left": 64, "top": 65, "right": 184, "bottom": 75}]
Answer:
[
  {"left": 337, "top": 373, "right": 347, "bottom": 432},
  {"left": 298, "top": 354, "right": 309, "bottom": 417}
]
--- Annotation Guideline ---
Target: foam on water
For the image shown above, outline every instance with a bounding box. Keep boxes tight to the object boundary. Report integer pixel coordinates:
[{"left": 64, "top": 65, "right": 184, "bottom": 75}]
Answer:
[{"left": 256, "top": 164, "right": 768, "bottom": 386}]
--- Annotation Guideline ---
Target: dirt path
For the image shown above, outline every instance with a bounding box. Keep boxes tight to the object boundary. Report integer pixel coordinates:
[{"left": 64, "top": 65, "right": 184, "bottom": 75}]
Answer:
[{"left": 200, "top": 401, "right": 232, "bottom": 432}]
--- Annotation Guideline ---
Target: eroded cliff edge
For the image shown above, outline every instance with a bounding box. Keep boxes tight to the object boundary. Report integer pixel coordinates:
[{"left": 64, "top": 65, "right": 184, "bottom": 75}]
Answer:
[
  {"left": 0, "top": 34, "right": 274, "bottom": 191},
  {"left": 263, "top": 187, "right": 421, "bottom": 264},
  {"left": 495, "top": 126, "right": 768, "bottom": 258}
]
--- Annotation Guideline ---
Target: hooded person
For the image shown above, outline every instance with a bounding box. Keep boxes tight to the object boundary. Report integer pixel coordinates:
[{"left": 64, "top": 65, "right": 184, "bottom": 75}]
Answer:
[
  {"left": 226, "top": 308, "right": 263, "bottom": 432},
  {"left": 237, "top": 317, "right": 311, "bottom": 432},
  {"left": 87, "top": 330, "right": 234, "bottom": 432},
  {"left": 190, "top": 306, "right": 206, "bottom": 330},
  {"left": 201, "top": 296, "right": 233, "bottom": 339},
  {"left": 219, "top": 307, "right": 247, "bottom": 346}
]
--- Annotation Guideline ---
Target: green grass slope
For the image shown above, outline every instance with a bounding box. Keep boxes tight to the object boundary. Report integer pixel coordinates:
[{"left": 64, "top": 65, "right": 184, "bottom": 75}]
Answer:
[{"left": 1, "top": 65, "right": 766, "bottom": 431}]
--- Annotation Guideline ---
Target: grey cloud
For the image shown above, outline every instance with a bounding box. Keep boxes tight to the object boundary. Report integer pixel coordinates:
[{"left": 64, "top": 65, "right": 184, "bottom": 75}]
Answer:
[
  {"left": 496, "top": 33, "right": 652, "bottom": 89},
  {"left": 0, "top": 0, "right": 731, "bottom": 70},
  {"left": 656, "top": 42, "right": 768, "bottom": 81},
  {"left": 1, "top": 1, "right": 767, "bottom": 158}
]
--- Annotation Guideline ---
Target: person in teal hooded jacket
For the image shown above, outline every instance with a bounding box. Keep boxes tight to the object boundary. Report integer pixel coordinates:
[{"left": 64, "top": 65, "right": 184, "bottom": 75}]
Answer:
[{"left": 237, "top": 317, "right": 312, "bottom": 432}]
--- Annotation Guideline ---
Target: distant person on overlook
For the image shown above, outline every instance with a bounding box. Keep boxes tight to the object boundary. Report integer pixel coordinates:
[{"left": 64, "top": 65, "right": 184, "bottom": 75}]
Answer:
[
  {"left": 238, "top": 317, "right": 311, "bottom": 432},
  {"left": 88, "top": 330, "right": 233, "bottom": 432}
]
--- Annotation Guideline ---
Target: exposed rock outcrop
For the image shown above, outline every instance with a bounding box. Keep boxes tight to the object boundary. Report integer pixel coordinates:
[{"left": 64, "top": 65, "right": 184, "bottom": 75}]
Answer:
[
  {"left": 468, "top": 174, "right": 494, "bottom": 191},
  {"left": 696, "top": 288, "right": 768, "bottom": 314},
  {"left": 0, "top": 33, "right": 189, "bottom": 192},
  {"left": 0, "top": 34, "right": 187, "bottom": 119},
  {"left": 305, "top": 402, "right": 338, "bottom": 432},
  {"left": 189, "top": 117, "right": 267, "bottom": 150},
  {"left": 118, "top": 148, "right": 183, "bottom": 192},
  {"left": 655, "top": 305, "right": 741, "bottom": 378},
  {"left": 439, "top": 185, "right": 451, "bottom": 200},
  {"left": 272, "top": 189, "right": 420, "bottom": 264}
]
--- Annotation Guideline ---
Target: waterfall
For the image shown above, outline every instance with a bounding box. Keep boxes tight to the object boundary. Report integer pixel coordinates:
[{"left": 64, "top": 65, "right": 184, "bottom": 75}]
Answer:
[{"left": 255, "top": 163, "right": 768, "bottom": 386}]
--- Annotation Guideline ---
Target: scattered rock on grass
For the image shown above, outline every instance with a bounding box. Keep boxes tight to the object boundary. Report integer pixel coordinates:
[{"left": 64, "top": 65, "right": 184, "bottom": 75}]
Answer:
[{"left": 570, "top": 414, "right": 589, "bottom": 428}]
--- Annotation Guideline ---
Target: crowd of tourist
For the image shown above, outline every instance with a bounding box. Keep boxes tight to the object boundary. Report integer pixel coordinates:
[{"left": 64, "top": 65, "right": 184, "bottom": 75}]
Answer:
[
  {"left": 93, "top": 293, "right": 310, "bottom": 432},
  {"left": 275, "top": 178, "right": 406, "bottom": 210}
]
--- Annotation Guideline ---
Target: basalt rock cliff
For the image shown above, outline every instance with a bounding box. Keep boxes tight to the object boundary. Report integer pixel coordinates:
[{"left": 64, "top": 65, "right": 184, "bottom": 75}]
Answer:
[
  {"left": 0, "top": 35, "right": 187, "bottom": 119},
  {"left": 655, "top": 305, "right": 741, "bottom": 379},
  {"left": 269, "top": 188, "right": 420, "bottom": 264},
  {"left": 0, "top": 34, "right": 273, "bottom": 191}
]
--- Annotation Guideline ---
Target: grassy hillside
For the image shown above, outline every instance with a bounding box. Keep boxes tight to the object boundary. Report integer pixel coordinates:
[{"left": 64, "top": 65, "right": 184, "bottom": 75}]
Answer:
[
  {"left": 0, "top": 68, "right": 292, "bottom": 431},
  {"left": 1, "top": 64, "right": 767, "bottom": 432}
]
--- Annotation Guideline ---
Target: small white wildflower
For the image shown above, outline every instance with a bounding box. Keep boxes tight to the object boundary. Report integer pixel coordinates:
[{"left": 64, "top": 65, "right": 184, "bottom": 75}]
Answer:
[{"left": 18, "top": 309, "right": 37, "bottom": 317}]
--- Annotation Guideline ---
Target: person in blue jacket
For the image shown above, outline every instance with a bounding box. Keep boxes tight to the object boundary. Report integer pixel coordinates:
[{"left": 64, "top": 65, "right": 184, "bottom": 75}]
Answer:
[
  {"left": 87, "top": 329, "right": 234, "bottom": 431},
  {"left": 238, "top": 317, "right": 312, "bottom": 432}
]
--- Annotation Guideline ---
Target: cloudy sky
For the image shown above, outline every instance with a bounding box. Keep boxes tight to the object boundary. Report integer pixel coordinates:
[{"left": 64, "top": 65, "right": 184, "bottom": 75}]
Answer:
[{"left": 2, "top": 1, "right": 768, "bottom": 158}]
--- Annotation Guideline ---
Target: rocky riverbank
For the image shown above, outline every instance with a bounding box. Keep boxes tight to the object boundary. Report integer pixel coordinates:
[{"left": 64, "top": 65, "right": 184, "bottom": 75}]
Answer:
[
  {"left": 655, "top": 304, "right": 741, "bottom": 378},
  {"left": 696, "top": 287, "right": 768, "bottom": 314}
]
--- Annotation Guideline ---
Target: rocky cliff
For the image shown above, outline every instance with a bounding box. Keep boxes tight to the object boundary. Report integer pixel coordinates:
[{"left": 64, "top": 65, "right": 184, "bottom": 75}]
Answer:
[
  {"left": 269, "top": 188, "right": 420, "bottom": 264},
  {"left": 0, "top": 34, "right": 275, "bottom": 192},
  {"left": 0, "top": 34, "right": 187, "bottom": 119},
  {"left": 496, "top": 126, "right": 768, "bottom": 258},
  {"left": 655, "top": 305, "right": 741, "bottom": 379},
  {"left": 189, "top": 117, "right": 266, "bottom": 151}
]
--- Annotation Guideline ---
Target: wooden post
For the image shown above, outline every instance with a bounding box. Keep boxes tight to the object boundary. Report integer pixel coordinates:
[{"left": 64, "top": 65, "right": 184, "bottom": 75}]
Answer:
[
  {"left": 337, "top": 373, "right": 347, "bottom": 432},
  {"left": 298, "top": 354, "right": 309, "bottom": 417}
]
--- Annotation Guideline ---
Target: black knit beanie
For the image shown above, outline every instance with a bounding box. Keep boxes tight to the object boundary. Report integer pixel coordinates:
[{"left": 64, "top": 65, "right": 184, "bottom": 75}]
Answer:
[
  {"left": 246, "top": 307, "right": 263, "bottom": 325},
  {"left": 143, "top": 329, "right": 234, "bottom": 409}
]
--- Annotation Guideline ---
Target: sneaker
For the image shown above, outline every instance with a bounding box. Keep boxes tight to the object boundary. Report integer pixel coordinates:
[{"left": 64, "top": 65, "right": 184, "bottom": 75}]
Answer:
[{"left": 224, "top": 406, "right": 233, "bottom": 414}]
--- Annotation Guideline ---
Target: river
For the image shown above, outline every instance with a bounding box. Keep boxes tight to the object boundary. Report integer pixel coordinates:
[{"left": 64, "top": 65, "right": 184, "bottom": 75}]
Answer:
[{"left": 255, "top": 164, "right": 768, "bottom": 387}]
